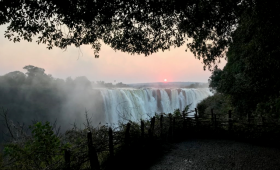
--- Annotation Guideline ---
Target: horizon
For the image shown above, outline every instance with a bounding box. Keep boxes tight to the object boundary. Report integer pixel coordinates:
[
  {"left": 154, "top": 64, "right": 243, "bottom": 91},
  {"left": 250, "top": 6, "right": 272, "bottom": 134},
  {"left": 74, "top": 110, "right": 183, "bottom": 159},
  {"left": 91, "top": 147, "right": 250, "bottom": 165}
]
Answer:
[
  {"left": 0, "top": 67, "right": 210, "bottom": 84},
  {"left": 0, "top": 25, "right": 226, "bottom": 84},
  {"left": 0, "top": 66, "right": 209, "bottom": 85}
]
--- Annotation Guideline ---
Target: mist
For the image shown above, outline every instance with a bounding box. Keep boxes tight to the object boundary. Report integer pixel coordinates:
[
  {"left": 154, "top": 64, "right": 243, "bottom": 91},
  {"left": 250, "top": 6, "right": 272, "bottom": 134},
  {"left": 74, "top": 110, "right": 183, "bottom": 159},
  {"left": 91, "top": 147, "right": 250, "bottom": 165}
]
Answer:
[
  {"left": 0, "top": 65, "right": 106, "bottom": 137},
  {"left": 0, "top": 65, "right": 212, "bottom": 144}
]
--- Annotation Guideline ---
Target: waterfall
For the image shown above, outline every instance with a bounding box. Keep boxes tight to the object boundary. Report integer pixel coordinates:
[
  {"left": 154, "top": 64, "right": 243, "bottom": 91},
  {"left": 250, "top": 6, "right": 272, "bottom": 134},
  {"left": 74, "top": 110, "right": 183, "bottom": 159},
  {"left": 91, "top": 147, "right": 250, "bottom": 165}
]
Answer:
[{"left": 99, "top": 88, "right": 212, "bottom": 124}]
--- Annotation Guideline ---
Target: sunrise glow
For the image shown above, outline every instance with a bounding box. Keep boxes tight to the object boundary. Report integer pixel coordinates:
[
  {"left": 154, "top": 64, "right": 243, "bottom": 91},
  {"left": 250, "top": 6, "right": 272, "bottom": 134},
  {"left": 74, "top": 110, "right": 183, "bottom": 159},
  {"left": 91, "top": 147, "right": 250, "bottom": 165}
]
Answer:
[
  {"left": 164, "top": 79, "right": 167, "bottom": 82},
  {"left": 0, "top": 25, "right": 226, "bottom": 84}
]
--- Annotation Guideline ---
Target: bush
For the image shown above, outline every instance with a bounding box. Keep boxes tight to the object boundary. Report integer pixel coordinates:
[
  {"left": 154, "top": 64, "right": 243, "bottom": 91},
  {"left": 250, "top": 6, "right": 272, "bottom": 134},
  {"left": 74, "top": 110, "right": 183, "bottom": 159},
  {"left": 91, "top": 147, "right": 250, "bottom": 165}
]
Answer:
[
  {"left": 197, "top": 93, "right": 232, "bottom": 119},
  {"left": 3, "top": 121, "right": 67, "bottom": 170},
  {"left": 1, "top": 104, "right": 192, "bottom": 170},
  {"left": 255, "top": 95, "right": 280, "bottom": 120}
]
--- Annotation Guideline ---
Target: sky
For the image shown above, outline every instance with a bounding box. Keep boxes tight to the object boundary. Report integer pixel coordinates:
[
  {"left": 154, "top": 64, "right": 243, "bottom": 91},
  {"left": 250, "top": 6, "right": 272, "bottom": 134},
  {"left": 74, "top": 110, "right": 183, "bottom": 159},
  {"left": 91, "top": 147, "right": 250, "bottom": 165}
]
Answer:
[{"left": 0, "top": 25, "right": 226, "bottom": 84}]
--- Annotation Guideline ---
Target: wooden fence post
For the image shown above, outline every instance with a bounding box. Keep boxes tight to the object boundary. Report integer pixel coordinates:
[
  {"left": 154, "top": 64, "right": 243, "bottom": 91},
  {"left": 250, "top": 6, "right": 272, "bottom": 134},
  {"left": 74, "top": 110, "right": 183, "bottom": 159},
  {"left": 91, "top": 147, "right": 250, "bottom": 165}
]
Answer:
[
  {"left": 214, "top": 114, "right": 217, "bottom": 129},
  {"left": 168, "top": 113, "right": 173, "bottom": 142},
  {"left": 195, "top": 108, "right": 199, "bottom": 126},
  {"left": 64, "top": 149, "right": 70, "bottom": 170},
  {"left": 109, "top": 128, "right": 114, "bottom": 159},
  {"left": 87, "top": 131, "right": 100, "bottom": 170},
  {"left": 182, "top": 111, "right": 186, "bottom": 130},
  {"left": 160, "top": 114, "right": 163, "bottom": 139},
  {"left": 124, "top": 123, "right": 131, "bottom": 147},
  {"left": 211, "top": 108, "right": 214, "bottom": 124},
  {"left": 149, "top": 116, "right": 156, "bottom": 140},
  {"left": 228, "top": 110, "right": 233, "bottom": 131},
  {"left": 172, "top": 117, "right": 175, "bottom": 140},
  {"left": 151, "top": 116, "right": 155, "bottom": 134},
  {"left": 141, "top": 120, "right": 144, "bottom": 141}
]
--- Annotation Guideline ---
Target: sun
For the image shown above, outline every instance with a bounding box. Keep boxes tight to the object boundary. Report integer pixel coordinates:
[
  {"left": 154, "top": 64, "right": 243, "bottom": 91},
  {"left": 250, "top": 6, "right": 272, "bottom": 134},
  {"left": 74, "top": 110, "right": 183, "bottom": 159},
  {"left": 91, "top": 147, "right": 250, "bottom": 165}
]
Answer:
[{"left": 164, "top": 79, "right": 167, "bottom": 82}]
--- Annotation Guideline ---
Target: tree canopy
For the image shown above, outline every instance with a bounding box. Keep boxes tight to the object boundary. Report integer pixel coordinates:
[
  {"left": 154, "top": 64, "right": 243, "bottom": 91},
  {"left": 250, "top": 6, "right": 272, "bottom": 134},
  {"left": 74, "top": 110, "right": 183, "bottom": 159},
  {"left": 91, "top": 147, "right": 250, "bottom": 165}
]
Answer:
[
  {"left": 0, "top": 0, "right": 252, "bottom": 69},
  {"left": 2, "top": 0, "right": 280, "bottom": 117},
  {"left": 209, "top": 1, "right": 280, "bottom": 117},
  {"left": 0, "top": 65, "right": 107, "bottom": 139}
]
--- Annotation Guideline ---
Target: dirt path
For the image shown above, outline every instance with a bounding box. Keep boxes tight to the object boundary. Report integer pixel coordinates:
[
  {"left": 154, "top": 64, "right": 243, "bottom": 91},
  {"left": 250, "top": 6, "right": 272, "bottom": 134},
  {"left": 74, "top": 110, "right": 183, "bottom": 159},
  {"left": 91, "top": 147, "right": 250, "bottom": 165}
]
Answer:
[{"left": 149, "top": 139, "right": 280, "bottom": 170}]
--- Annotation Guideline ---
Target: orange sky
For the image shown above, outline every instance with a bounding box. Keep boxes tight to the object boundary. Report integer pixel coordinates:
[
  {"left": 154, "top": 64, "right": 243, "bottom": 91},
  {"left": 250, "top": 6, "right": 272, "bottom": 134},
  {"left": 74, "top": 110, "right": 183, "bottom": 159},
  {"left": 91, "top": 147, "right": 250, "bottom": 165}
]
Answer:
[{"left": 0, "top": 25, "right": 226, "bottom": 84}]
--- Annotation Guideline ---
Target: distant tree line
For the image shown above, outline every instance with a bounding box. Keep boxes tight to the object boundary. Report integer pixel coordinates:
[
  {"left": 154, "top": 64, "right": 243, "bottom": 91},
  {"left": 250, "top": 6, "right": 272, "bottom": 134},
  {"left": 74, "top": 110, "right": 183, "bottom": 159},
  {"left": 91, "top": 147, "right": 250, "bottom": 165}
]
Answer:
[
  {"left": 184, "top": 83, "right": 209, "bottom": 89},
  {"left": 0, "top": 65, "right": 106, "bottom": 143},
  {"left": 92, "top": 81, "right": 129, "bottom": 88}
]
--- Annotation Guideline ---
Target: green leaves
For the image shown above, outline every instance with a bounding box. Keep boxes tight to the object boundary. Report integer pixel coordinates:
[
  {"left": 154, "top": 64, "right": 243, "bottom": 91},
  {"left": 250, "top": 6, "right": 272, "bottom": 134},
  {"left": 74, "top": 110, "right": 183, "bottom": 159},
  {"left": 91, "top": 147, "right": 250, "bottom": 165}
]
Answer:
[
  {"left": 4, "top": 121, "right": 65, "bottom": 169},
  {"left": 208, "top": 1, "right": 280, "bottom": 117},
  {"left": 197, "top": 93, "right": 232, "bottom": 119},
  {"left": 173, "top": 108, "right": 181, "bottom": 117},
  {"left": 28, "top": 122, "right": 61, "bottom": 162}
]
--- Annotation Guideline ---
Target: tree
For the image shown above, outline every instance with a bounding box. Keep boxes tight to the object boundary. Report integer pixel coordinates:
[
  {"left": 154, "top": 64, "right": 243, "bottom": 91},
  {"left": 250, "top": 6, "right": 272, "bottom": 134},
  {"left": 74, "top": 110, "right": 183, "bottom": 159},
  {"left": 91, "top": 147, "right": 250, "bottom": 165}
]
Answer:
[
  {"left": 209, "top": 1, "right": 280, "bottom": 116},
  {"left": 73, "top": 76, "right": 92, "bottom": 90},
  {"left": 0, "top": 0, "right": 250, "bottom": 69},
  {"left": 3, "top": 71, "right": 26, "bottom": 85},
  {"left": 3, "top": 121, "right": 66, "bottom": 169},
  {"left": 2, "top": 1, "right": 280, "bottom": 116},
  {"left": 22, "top": 65, "right": 54, "bottom": 87},
  {"left": 23, "top": 65, "right": 45, "bottom": 78}
]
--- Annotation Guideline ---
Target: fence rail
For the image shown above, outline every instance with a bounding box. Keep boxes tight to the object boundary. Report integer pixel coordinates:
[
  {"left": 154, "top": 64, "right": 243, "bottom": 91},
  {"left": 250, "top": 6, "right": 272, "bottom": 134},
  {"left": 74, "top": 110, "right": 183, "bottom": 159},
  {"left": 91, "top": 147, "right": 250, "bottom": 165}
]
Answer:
[{"left": 62, "top": 109, "right": 280, "bottom": 170}]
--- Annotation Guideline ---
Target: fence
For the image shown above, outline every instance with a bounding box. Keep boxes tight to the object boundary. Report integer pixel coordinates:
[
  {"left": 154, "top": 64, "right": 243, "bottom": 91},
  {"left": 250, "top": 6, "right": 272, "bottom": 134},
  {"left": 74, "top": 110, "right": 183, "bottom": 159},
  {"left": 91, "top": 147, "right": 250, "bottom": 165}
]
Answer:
[{"left": 62, "top": 108, "right": 280, "bottom": 170}]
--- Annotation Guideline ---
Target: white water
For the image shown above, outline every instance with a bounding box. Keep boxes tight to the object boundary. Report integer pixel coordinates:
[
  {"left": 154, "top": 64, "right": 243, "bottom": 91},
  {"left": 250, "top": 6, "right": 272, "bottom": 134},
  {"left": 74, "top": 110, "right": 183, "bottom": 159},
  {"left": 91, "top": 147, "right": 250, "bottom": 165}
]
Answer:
[{"left": 99, "top": 88, "right": 212, "bottom": 124}]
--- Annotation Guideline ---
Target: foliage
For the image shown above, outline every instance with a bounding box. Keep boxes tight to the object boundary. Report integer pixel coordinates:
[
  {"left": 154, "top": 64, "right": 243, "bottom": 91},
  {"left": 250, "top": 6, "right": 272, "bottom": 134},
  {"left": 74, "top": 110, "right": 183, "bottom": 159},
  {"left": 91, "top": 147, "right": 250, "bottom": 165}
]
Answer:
[
  {"left": 92, "top": 81, "right": 129, "bottom": 88},
  {"left": 173, "top": 104, "right": 191, "bottom": 117},
  {"left": 209, "top": 1, "right": 280, "bottom": 116},
  {"left": 1, "top": 104, "right": 193, "bottom": 170},
  {"left": 186, "top": 83, "right": 209, "bottom": 89},
  {"left": 173, "top": 108, "right": 181, "bottom": 117},
  {"left": 208, "top": 68, "right": 222, "bottom": 92},
  {"left": 183, "top": 104, "right": 191, "bottom": 114},
  {"left": 254, "top": 96, "right": 280, "bottom": 119},
  {"left": 0, "top": 0, "right": 252, "bottom": 69},
  {"left": 0, "top": 65, "right": 65, "bottom": 125},
  {"left": 197, "top": 93, "right": 232, "bottom": 119},
  {"left": 3, "top": 121, "right": 66, "bottom": 170},
  {"left": 3, "top": 102, "right": 280, "bottom": 170},
  {"left": 0, "top": 65, "right": 106, "bottom": 143},
  {"left": 0, "top": 152, "right": 4, "bottom": 170}
]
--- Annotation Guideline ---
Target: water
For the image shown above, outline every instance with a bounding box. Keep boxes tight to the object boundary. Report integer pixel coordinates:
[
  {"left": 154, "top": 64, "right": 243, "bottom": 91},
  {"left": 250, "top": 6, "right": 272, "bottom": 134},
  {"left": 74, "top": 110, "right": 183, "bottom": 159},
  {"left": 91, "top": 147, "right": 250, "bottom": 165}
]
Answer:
[{"left": 98, "top": 88, "right": 212, "bottom": 124}]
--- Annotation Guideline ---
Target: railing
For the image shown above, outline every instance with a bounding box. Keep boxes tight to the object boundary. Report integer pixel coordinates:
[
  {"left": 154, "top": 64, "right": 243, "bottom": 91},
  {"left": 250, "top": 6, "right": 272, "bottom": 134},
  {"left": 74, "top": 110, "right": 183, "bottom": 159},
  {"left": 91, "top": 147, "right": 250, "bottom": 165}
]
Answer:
[{"left": 61, "top": 108, "right": 280, "bottom": 170}]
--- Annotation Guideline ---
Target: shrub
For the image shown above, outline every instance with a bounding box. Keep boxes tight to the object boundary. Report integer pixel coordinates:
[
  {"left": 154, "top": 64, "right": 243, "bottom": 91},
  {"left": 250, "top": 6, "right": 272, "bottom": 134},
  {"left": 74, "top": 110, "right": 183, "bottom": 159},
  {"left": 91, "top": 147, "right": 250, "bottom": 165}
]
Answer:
[
  {"left": 197, "top": 93, "right": 232, "bottom": 119},
  {"left": 3, "top": 121, "right": 67, "bottom": 170}
]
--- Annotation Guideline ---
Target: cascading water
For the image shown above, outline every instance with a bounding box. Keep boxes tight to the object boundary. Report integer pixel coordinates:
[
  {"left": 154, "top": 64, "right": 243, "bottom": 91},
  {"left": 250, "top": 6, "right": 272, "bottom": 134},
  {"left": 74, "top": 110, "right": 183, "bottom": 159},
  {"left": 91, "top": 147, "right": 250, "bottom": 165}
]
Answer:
[{"left": 99, "top": 88, "right": 212, "bottom": 124}]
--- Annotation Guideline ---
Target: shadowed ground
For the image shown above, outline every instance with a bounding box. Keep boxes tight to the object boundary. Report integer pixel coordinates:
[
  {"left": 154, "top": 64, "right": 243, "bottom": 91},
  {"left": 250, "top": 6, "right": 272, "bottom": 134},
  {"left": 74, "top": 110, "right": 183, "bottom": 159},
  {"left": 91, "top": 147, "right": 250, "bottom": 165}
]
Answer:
[{"left": 149, "top": 139, "right": 280, "bottom": 170}]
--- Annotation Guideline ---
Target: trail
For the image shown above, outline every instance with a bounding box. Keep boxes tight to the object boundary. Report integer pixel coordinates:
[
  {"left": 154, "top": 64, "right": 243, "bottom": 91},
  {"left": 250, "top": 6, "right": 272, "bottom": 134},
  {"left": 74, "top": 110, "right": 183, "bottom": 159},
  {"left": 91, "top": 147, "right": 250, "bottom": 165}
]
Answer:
[{"left": 150, "top": 139, "right": 280, "bottom": 170}]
